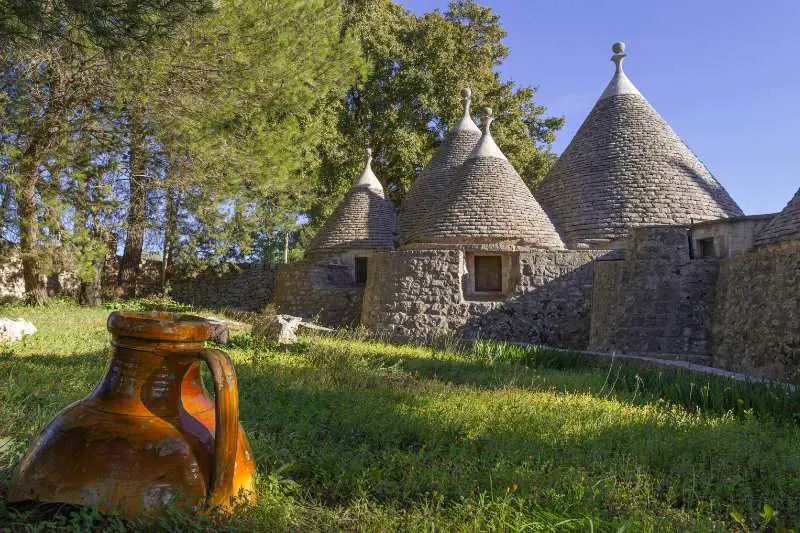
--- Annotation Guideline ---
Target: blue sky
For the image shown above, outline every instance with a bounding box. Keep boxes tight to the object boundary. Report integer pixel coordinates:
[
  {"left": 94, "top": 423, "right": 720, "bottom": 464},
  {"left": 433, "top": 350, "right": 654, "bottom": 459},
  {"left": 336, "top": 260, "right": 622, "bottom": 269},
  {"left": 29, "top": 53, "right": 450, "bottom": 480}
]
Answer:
[{"left": 399, "top": 0, "right": 800, "bottom": 215}]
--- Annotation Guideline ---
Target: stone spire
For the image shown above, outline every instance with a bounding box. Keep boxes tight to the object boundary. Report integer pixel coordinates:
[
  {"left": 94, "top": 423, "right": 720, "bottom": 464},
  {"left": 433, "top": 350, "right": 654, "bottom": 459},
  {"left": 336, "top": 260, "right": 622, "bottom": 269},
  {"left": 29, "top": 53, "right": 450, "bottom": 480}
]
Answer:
[
  {"left": 414, "top": 107, "right": 564, "bottom": 249},
  {"left": 398, "top": 88, "right": 483, "bottom": 246},
  {"left": 306, "top": 147, "right": 396, "bottom": 255},
  {"left": 535, "top": 42, "right": 743, "bottom": 249},
  {"left": 754, "top": 187, "right": 800, "bottom": 246}
]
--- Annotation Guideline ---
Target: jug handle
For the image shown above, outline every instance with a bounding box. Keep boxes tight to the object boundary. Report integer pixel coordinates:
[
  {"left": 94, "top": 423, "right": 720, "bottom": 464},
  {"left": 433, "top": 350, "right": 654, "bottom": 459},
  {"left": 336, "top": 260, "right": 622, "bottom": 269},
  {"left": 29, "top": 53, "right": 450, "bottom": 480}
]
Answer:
[{"left": 199, "top": 349, "right": 240, "bottom": 509}]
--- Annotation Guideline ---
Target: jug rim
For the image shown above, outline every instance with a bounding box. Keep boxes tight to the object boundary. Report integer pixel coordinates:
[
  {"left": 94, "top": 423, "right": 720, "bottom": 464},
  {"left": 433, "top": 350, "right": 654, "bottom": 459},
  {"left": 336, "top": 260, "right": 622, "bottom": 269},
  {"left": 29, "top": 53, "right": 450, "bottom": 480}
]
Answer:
[{"left": 107, "top": 311, "right": 212, "bottom": 343}]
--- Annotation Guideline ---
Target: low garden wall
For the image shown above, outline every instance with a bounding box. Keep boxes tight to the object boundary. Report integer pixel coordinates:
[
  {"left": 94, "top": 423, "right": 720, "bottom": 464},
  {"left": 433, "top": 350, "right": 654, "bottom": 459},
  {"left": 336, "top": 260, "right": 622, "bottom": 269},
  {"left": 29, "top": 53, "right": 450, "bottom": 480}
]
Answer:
[
  {"left": 274, "top": 262, "right": 364, "bottom": 327},
  {"left": 170, "top": 264, "right": 277, "bottom": 311}
]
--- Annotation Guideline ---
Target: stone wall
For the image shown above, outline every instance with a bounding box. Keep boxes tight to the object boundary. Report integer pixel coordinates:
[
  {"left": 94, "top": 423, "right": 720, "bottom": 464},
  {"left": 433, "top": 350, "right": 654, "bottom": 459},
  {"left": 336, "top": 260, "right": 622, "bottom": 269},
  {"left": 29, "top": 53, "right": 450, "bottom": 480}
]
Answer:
[
  {"left": 589, "top": 226, "right": 719, "bottom": 355},
  {"left": 712, "top": 243, "right": 800, "bottom": 382},
  {"left": 171, "top": 264, "right": 276, "bottom": 311},
  {"left": 274, "top": 262, "right": 364, "bottom": 326},
  {"left": 362, "top": 248, "right": 602, "bottom": 348}
]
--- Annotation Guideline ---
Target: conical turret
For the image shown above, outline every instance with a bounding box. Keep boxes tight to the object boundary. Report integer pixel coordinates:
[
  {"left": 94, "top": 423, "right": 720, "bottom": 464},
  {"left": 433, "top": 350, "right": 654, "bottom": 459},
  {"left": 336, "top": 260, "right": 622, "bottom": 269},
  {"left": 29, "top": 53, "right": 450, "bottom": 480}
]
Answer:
[
  {"left": 398, "top": 88, "right": 482, "bottom": 245},
  {"left": 536, "top": 42, "right": 743, "bottom": 249},
  {"left": 307, "top": 148, "right": 396, "bottom": 255},
  {"left": 416, "top": 108, "right": 564, "bottom": 248}
]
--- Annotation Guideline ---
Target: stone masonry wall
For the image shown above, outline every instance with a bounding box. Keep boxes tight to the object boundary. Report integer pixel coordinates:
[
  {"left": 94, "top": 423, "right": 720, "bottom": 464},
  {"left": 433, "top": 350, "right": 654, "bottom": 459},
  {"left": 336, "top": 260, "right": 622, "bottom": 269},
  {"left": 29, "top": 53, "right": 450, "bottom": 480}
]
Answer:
[
  {"left": 171, "top": 264, "right": 276, "bottom": 311},
  {"left": 274, "top": 262, "right": 364, "bottom": 327},
  {"left": 362, "top": 248, "right": 602, "bottom": 348},
  {"left": 712, "top": 243, "right": 800, "bottom": 382},
  {"left": 589, "top": 226, "right": 719, "bottom": 355}
]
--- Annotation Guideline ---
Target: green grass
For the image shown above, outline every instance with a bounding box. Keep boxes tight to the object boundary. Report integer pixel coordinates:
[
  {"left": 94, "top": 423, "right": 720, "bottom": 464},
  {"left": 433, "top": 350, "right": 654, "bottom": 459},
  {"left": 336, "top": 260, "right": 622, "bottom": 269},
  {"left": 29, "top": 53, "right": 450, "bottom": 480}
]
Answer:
[{"left": 1, "top": 302, "right": 799, "bottom": 531}]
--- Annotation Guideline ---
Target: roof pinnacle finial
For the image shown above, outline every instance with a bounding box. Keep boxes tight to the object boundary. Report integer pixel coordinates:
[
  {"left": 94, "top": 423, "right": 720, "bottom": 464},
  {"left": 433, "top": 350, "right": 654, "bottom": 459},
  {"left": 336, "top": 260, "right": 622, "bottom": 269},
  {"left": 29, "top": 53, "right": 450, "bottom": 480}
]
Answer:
[
  {"left": 453, "top": 87, "right": 480, "bottom": 133},
  {"left": 611, "top": 41, "right": 626, "bottom": 73},
  {"left": 355, "top": 146, "right": 382, "bottom": 190},
  {"left": 469, "top": 106, "right": 506, "bottom": 161},
  {"left": 462, "top": 87, "right": 472, "bottom": 118},
  {"left": 482, "top": 107, "right": 494, "bottom": 134}
]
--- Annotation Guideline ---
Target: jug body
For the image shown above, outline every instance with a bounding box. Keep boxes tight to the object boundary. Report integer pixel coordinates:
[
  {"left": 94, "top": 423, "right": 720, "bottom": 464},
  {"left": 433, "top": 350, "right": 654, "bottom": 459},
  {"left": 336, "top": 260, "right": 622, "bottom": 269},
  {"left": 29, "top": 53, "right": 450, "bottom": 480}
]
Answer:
[{"left": 8, "top": 311, "right": 256, "bottom": 516}]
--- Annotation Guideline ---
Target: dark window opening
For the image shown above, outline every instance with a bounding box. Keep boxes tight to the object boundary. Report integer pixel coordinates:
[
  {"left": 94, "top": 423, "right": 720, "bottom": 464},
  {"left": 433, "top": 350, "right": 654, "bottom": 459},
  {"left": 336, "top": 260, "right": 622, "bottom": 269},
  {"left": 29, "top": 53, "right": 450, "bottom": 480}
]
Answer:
[
  {"left": 698, "top": 238, "right": 715, "bottom": 258},
  {"left": 474, "top": 256, "right": 502, "bottom": 292},
  {"left": 354, "top": 257, "right": 368, "bottom": 284}
]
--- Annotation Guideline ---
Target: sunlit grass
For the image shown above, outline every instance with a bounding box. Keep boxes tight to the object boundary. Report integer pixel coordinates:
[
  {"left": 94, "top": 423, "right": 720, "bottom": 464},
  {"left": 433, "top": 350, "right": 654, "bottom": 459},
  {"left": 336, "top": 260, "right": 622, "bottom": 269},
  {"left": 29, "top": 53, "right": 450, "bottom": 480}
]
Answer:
[{"left": 1, "top": 302, "right": 798, "bottom": 531}]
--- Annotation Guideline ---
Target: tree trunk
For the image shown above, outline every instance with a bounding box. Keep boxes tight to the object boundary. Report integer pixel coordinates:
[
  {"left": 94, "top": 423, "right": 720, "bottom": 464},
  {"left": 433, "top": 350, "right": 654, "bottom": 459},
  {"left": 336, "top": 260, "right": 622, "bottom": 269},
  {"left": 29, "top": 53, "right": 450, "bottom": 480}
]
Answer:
[
  {"left": 160, "top": 188, "right": 179, "bottom": 293},
  {"left": 119, "top": 108, "right": 148, "bottom": 298},
  {"left": 283, "top": 228, "right": 289, "bottom": 264},
  {"left": 17, "top": 143, "right": 47, "bottom": 305},
  {"left": 14, "top": 65, "right": 66, "bottom": 305},
  {"left": 0, "top": 180, "right": 12, "bottom": 240},
  {"left": 76, "top": 177, "right": 102, "bottom": 306}
]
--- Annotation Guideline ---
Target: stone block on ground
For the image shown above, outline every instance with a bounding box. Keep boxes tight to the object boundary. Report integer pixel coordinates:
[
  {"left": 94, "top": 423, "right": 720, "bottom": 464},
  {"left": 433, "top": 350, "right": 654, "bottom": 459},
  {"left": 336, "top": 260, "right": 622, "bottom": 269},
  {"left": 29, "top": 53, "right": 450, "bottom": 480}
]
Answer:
[
  {"left": 253, "top": 314, "right": 304, "bottom": 344},
  {"left": 0, "top": 318, "right": 37, "bottom": 343},
  {"left": 205, "top": 319, "right": 230, "bottom": 345}
]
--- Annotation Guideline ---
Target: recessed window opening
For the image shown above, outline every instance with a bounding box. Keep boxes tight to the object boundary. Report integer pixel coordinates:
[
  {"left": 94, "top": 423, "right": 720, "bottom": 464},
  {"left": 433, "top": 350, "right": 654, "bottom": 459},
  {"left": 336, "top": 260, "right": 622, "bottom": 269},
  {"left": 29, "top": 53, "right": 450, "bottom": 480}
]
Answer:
[
  {"left": 474, "top": 255, "right": 502, "bottom": 292},
  {"left": 698, "top": 238, "right": 715, "bottom": 258},
  {"left": 354, "top": 257, "right": 368, "bottom": 284}
]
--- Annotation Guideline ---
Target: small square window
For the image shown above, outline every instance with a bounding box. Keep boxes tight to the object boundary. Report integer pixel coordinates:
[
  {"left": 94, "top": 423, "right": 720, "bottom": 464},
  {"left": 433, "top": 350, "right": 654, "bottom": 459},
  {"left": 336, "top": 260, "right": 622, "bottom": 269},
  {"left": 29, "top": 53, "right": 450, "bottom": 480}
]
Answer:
[
  {"left": 354, "top": 257, "right": 368, "bottom": 284},
  {"left": 474, "top": 256, "right": 502, "bottom": 292},
  {"left": 697, "top": 238, "right": 715, "bottom": 258}
]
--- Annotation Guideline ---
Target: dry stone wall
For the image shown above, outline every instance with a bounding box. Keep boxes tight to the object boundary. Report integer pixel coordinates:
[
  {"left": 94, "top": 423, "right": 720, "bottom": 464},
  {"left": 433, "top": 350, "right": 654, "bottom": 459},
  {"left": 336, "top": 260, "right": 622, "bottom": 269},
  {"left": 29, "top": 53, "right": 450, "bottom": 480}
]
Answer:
[
  {"left": 170, "top": 264, "right": 276, "bottom": 311},
  {"left": 361, "top": 248, "right": 602, "bottom": 348},
  {"left": 589, "top": 226, "right": 719, "bottom": 356},
  {"left": 712, "top": 244, "right": 800, "bottom": 382},
  {"left": 274, "top": 262, "right": 364, "bottom": 326}
]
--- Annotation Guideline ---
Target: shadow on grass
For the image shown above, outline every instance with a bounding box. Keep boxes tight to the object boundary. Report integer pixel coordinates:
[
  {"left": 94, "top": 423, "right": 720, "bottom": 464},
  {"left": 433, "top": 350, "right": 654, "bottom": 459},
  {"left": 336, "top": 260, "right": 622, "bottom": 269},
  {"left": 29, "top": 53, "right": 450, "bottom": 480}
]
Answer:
[{"left": 233, "top": 352, "right": 800, "bottom": 527}]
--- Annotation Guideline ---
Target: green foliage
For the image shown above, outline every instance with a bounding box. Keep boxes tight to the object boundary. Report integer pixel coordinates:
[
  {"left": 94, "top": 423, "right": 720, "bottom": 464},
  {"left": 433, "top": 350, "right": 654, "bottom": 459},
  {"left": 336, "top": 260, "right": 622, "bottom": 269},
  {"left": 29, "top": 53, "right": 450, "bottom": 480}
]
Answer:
[
  {"left": 310, "top": 0, "right": 564, "bottom": 230},
  {"left": 2, "top": 304, "right": 799, "bottom": 530},
  {"left": 135, "top": 0, "right": 365, "bottom": 269},
  {"left": 2, "top": 1, "right": 565, "bottom": 289},
  {"left": 0, "top": 0, "right": 213, "bottom": 54}
]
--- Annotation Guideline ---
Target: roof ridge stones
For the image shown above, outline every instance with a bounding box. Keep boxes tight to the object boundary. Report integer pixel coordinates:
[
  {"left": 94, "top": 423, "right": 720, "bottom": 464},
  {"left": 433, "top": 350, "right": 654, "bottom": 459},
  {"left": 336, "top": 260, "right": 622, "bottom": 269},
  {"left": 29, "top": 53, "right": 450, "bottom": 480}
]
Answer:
[
  {"left": 407, "top": 107, "right": 564, "bottom": 249},
  {"left": 754, "top": 187, "right": 800, "bottom": 246},
  {"left": 306, "top": 147, "right": 396, "bottom": 255},
  {"left": 535, "top": 42, "right": 744, "bottom": 249}
]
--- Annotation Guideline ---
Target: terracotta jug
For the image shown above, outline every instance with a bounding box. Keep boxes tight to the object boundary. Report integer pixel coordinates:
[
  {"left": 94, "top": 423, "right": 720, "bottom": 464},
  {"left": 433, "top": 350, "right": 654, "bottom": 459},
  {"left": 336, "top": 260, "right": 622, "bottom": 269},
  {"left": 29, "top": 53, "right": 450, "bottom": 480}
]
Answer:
[{"left": 8, "top": 311, "right": 256, "bottom": 516}]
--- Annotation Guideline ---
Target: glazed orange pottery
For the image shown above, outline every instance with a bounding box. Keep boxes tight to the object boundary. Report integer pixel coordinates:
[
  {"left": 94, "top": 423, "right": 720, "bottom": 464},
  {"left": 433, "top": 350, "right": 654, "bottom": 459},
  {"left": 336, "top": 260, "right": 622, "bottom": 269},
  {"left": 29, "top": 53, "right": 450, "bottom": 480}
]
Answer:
[{"left": 8, "top": 311, "right": 256, "bottom": 517}]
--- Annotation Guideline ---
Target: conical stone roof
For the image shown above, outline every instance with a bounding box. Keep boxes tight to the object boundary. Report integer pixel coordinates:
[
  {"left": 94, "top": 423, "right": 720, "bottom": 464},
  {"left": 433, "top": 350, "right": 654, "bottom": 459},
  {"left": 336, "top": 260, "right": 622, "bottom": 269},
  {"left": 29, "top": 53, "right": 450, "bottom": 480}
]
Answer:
[
  {"left": 398, "top": 88, "right": 482, "bottom": 245},
  {"left": 307, "top": 148, "right": 396, "bottom": 255},
  {"left": 415, "top": 109, "right": 564, "bottom": 248},
  {"left": 754, "top": 187, "right": 800, "bottom": 246},
  {"left": 536, "top": 42, "right": 743, "bottom": 248}
]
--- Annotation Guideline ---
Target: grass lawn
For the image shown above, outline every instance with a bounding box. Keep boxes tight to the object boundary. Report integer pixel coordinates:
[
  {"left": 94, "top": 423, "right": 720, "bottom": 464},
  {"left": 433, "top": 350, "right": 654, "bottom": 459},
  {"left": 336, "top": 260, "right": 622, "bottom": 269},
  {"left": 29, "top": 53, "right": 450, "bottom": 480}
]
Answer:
[{"left": 1, "top": 301, "right": 799, "bottom": 531}]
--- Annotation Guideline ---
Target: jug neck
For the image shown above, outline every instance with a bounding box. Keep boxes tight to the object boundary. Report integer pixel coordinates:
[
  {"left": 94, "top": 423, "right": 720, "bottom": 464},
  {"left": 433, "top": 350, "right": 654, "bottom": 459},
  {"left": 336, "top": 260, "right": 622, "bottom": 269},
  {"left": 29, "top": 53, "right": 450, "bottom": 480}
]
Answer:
[{"left": 86, "top": 335, "right": 213, "bottom": 419}]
